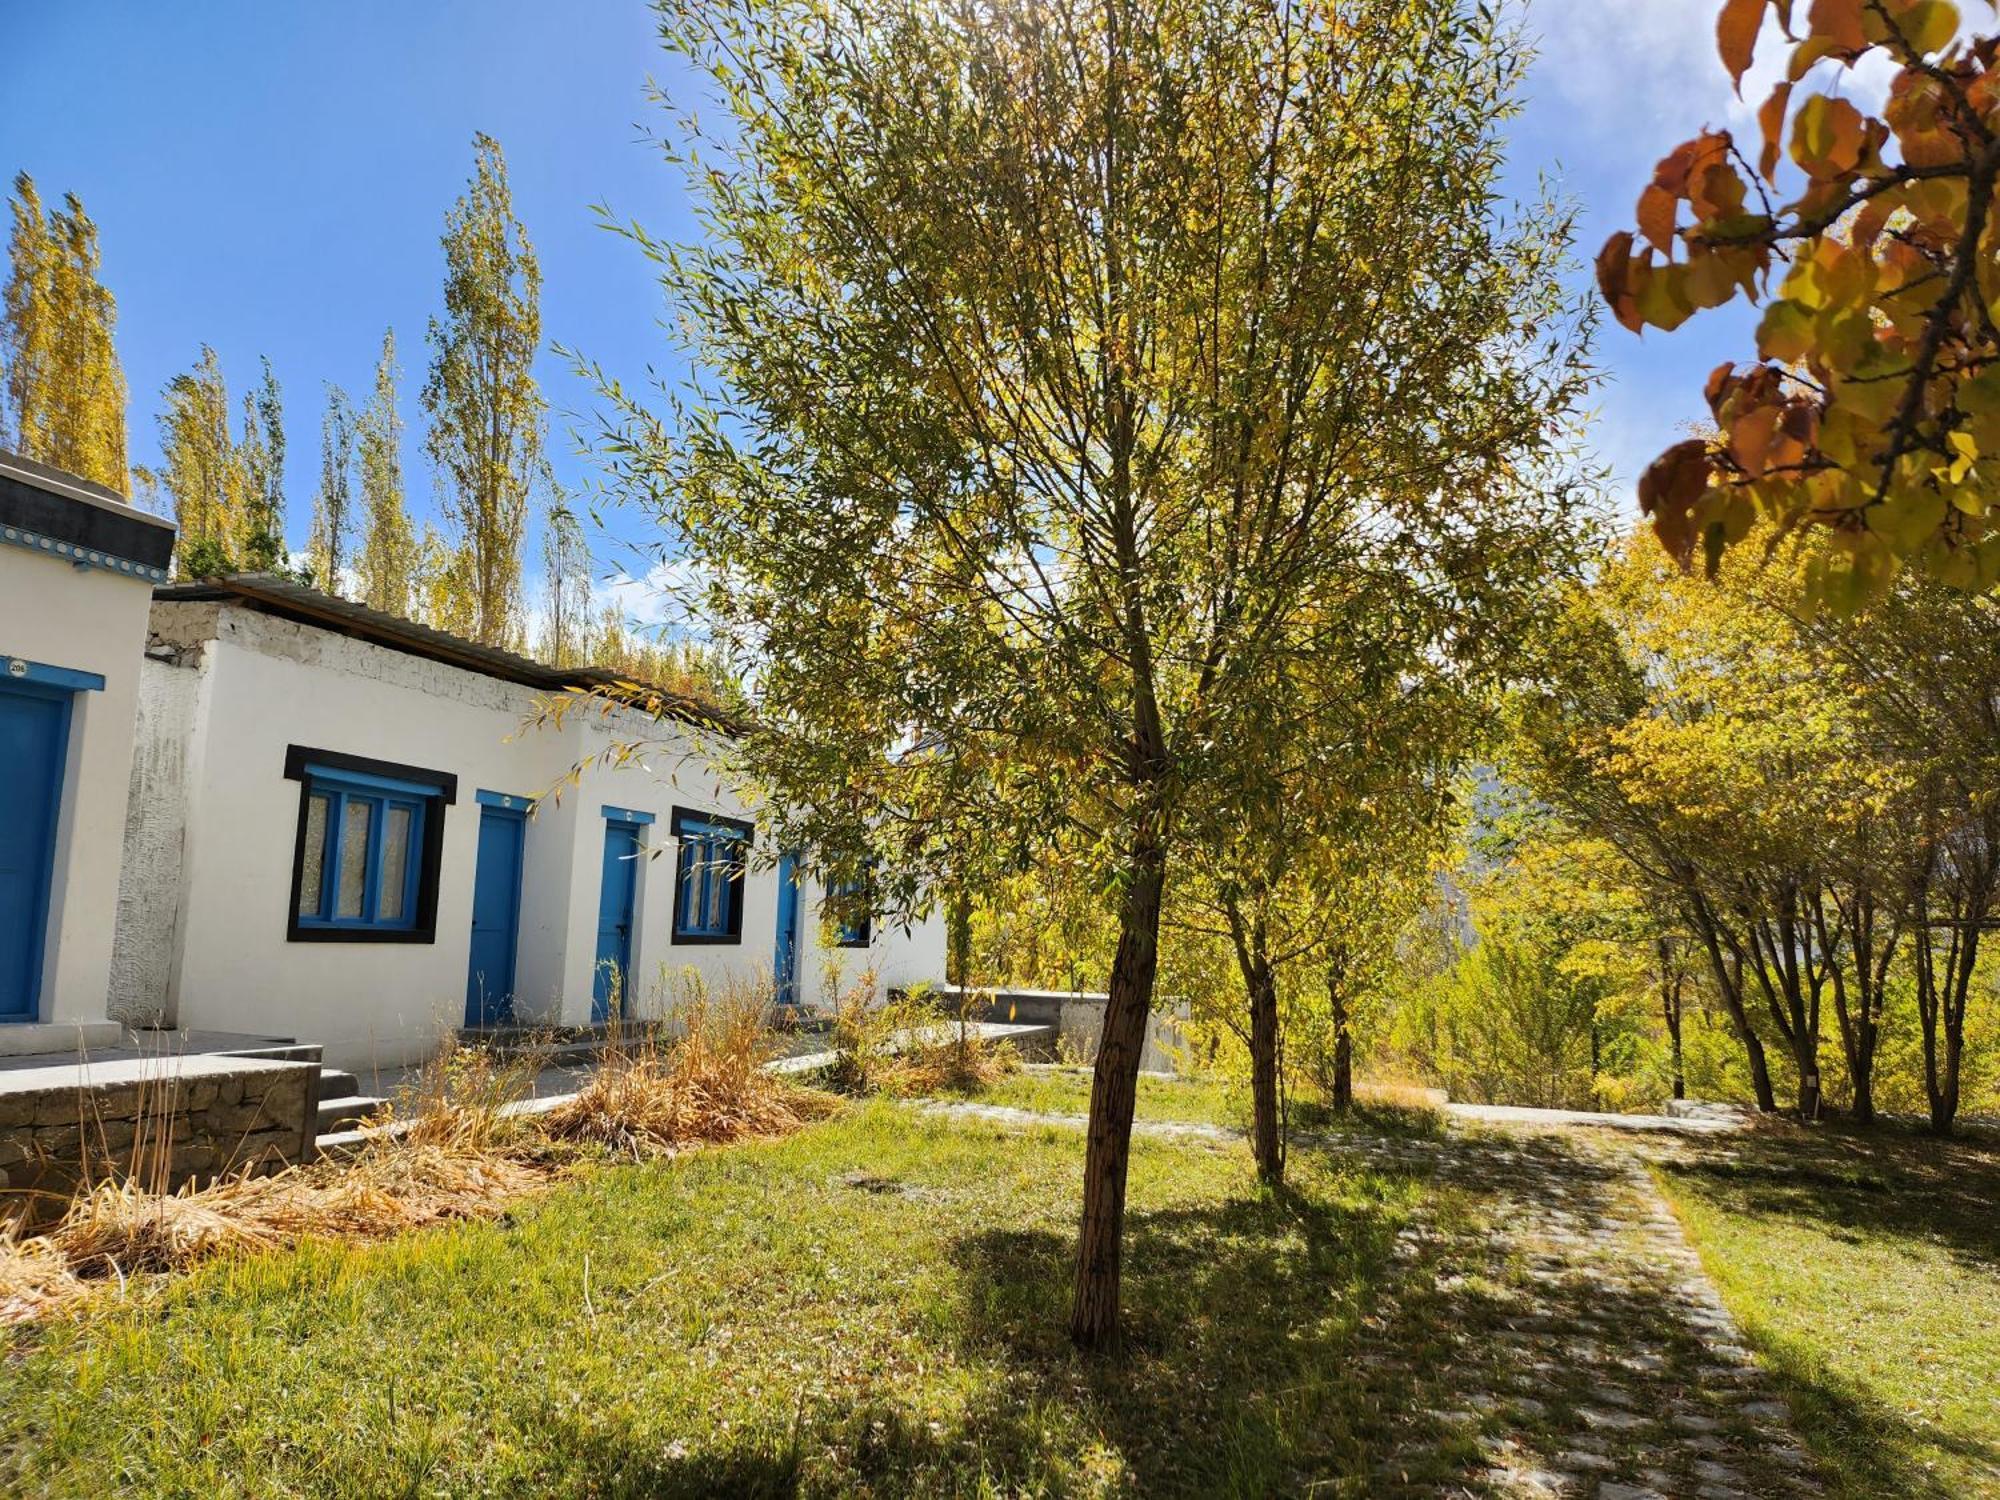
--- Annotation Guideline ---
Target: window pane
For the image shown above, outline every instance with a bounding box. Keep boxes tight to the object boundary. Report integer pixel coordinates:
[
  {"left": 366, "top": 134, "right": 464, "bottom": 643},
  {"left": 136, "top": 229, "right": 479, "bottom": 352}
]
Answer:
[
  {"left": 706, "top": 840, "right": 726, "bottom": 930},
  {"left": 679, "top": 842, "right": 700, "bottom": 931},
  {"left": 379, "top": 804, "right": 413, "bottom": 922},
  {"left": 298, "top": 794, "right": 330, "bottom": 916},
  {"left": 337, "top": 798, "right": 371, "bottom": 919}
]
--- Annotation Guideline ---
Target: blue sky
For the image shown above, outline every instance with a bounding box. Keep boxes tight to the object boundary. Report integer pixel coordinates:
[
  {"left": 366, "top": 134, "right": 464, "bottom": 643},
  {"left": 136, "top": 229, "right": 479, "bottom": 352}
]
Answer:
[{"left": 0, "top": 1, "right": 1881, "bottom": 625}]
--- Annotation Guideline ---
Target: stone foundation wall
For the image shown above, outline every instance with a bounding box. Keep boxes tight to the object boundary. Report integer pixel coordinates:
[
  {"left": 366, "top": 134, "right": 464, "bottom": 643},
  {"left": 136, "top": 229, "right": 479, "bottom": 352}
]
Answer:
[{"left": 0, "top": 1054, "right": 317, "bottom": 1225}]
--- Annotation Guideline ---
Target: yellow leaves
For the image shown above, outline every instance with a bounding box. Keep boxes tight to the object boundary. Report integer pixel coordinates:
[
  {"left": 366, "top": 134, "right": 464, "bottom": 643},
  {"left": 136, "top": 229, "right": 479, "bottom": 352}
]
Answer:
[
  {"left": 1637, "top": 185, "right": 1678, "bottom": 253},
  {"left": 1757, "top": 299, "right": 1813, "bottom": 362},
  {"left": 1758, "top": 82, "right": 1794, "bottom": 182},
  {"left": 1940, "top": 428, "right": 1979, "bottom": 486},
  {"left": 1719, "top": 0, "right": 1769, "bottom": 90},
  {"left": 1897, "top": 0, "right": 1961, "bottom": 55},
  {"left": 1791, "top": 94, "right": 1868, "bottom": 178}
]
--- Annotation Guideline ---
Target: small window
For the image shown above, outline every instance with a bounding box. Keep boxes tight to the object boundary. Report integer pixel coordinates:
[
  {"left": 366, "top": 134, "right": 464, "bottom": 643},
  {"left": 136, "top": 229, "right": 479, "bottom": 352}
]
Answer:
[
  {"left": 828, "top": 867, "right": 873, "bottom": 949},
  {"left": 285, "top": 748, "right": 453, "bottom": 943},
  {"left": 670, "top": 807, "right": 752, "bottom": 944}
]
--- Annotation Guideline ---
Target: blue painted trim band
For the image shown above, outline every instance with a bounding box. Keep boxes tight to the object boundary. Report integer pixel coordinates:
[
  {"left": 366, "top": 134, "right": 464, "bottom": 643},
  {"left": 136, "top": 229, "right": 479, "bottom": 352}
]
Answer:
[
  {"left": 476, "top": 789, "right": 535, "bottom": 813},
  {"left": 1, "top": 657, "right": 106, "bottom": 693},
  {"left": 0, "top": 521, "right": 170, "bottom": 582},
  {"left": 305, "top": 762, "right": 447, "bottom": 800},
  {"left": 601, "top": 804, "right": 656, "bottom": 826}
]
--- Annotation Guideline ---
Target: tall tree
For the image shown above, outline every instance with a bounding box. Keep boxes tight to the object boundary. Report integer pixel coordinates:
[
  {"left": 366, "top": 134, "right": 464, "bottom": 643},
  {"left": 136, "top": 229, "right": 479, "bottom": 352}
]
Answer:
[
  {"left": 309, "top": 384, "right": 357, "bottom": 593},
  {"left": 2, "top": 173, "right": 127, "bottom": 490},
  {"left": 422, "top": 133, "right": 544, "bottom": 648},
  {"left": 1600, "top": 1, "right": 2000, "bottom": 606},
  {"left": 357, "top": 329, "right": 418, "bottom": 617},
  {"left": 151, "top": 346, "right": 242, "bottom": 578},
  {"left": 236, "top": 357, "right": 288, "bottom": 570},
  {"left": 607, "top": 0, "right": 1596, "bottom": 1347},
  {"left": 539, "top": 494, "right": 594, "bottom": 666}
]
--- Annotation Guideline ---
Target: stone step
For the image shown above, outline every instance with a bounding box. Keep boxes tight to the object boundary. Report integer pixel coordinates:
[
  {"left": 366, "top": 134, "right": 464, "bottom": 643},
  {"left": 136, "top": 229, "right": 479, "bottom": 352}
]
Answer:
[
  {"left": 217, "top": 1043, "right": 323, "bottom": 1066},
  {"left": 317, "top": 1067, "right": 361, "bottom": 1101},
  {"left": 315, "top": 1094, "right": 385, "bottom": 1136}
]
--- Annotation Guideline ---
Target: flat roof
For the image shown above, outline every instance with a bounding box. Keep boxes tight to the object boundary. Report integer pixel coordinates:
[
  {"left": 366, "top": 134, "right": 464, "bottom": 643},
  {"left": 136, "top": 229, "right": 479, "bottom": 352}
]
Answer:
[{"left": 154, "top": 572, "right": 742, "bottom": 737}]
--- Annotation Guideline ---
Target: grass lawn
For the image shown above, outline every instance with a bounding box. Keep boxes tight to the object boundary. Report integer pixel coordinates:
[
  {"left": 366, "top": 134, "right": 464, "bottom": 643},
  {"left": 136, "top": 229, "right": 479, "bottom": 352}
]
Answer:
[
  {"left": 0, "top": 1101, "right": 1435, "bottom": 1498},
  {"left": 963, "top": 1066, "right": 1442, "bottom": 1140},
  {"left": 1656, "top": 1122, "right": 2000, "bottom": 1500}
]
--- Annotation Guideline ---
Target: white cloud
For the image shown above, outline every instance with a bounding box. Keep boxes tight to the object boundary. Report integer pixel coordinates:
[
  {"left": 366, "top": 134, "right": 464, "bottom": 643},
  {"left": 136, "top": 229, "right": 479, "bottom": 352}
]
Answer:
[
  {"left": 595, "top": 555, "right": 712, "bottom": 635},
  {"left": 1522, "top": 0, "right": 1900, "bottom": 139}
]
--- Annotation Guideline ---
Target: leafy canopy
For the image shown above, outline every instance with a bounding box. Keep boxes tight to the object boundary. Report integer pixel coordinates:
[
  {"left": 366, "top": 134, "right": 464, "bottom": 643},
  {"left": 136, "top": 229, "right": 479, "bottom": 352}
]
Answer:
[{"left": 1601, "top": 0, "right": 2000, "bottom": 608}]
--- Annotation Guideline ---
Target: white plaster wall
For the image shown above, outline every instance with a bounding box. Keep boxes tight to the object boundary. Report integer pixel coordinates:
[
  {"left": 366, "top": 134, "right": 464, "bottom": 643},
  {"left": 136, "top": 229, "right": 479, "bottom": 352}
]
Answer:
[
  {"left": 0, "top": 546, "right": 157, "bottom": 1026},
  {"left": 792, "top": 871, "right": 949, "bottom": 1011},
  {"left": 108, "top": 651, "right": 202, "bottom": 1023},
  {"left": 149, "top": 603, "right": 945, "bottom": 1066}
]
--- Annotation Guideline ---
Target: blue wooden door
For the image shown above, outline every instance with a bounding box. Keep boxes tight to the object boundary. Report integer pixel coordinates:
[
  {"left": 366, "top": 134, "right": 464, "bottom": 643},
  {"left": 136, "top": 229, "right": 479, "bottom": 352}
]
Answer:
[
  {"left": 593, "top": 822, "right": 640, "bottom": 1022},
  {"left": 773, "top": 852, "right": 801, "bottom": 1006},
  {"left": 465, "top": 805, "right": 526, "bottom": 1027},
  {"left": 0, "top": 684, "right": 71, "bottom": 1022}
]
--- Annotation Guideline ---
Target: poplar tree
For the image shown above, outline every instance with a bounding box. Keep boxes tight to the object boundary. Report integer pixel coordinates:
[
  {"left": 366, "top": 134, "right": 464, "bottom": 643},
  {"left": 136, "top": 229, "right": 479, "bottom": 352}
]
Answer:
[
  {"left": 152, "top": 346, "right": 241, "bottom": 578},
  {"left": 2, "top": 173, "right": 128, "bottom": 491},
  {"left": 236, "top": 357, "right": 288, "bottom": 570},
  {"left": 309, "top": 385, "right": 356, "bottom": 593},
  {"left": 357, "top": 329, "right": 418, "bottom": 617},
  {"left": 423, "top": 134, "right": 544, "bottom": 648},
  {"left": 539, "top": 495, "right": 594, "bottom": 666},
  {"left": 611, "top": 0, "right": 1597, "bottom": 1348}
]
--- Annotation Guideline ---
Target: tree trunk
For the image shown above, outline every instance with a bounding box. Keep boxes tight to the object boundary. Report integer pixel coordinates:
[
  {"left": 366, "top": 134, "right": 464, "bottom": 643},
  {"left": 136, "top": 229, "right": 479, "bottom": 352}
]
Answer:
[
  {"left": 1246, "top": 957, "right": 1282, "bottom": 1185},
  {"left": 1688, "top": 904, "right": 1777, "bottom": 1111},
  {"left": 1069, "top": 850, "right": 1166, "bottom": 1351},
  {"left": 1329, "top": 974, "right": 1353, "bottom": 1113}
]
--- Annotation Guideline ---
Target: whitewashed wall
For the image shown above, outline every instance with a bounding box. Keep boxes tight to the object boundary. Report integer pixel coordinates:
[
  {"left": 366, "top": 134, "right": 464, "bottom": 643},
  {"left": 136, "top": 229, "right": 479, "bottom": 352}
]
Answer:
[
  {"left": 1, "top": 545, "right": 158, "bottom": 1030},
  {"left": 123, "top": 602, "right": 945, "bottom": 1069}
]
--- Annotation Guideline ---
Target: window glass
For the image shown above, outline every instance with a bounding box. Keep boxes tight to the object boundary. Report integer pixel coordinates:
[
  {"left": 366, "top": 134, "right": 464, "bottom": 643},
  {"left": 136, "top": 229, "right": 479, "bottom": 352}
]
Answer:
[
  {"left": 299, "top": 793, "right": 330, "bottom": 916},
  {"left": 379, "top": 804, "right": 413, "bottom": 921},
  {"left": 336, "top": 799, "right": 371, "bottom": 919}
]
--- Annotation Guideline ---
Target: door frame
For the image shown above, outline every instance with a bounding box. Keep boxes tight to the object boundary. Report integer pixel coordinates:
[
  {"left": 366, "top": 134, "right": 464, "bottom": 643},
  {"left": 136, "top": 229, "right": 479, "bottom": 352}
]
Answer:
[
  {"left": 594, "top": 809, "right": 651, "bottom": 1023},
  {"left": 464, "top": 795, "right": 528, "bottom": 1028},
  {"left": 0, "top": 666, "right": 84, "bottom": 1023},
  {"left": 773, "top": 851, "right": 801, "bottom": 1006}
]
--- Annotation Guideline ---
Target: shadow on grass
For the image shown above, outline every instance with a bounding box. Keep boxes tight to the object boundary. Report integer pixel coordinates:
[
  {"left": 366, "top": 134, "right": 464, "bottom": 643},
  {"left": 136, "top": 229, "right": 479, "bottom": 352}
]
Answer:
[
  {"left": 947, "top": 1171, "right": 1420, "bottom": 1496},
  {"left": 1663, "top": 1119, "right": 2000, "bottom": 1272}
]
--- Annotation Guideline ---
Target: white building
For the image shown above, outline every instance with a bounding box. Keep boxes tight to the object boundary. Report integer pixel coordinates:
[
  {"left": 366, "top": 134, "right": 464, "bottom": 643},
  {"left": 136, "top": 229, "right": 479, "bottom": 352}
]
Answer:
[
  {"left": 0, "top": 452, "right": 174, "bottom": 1055},
  {"left": 107, "top": 573, "right": 946, "bottom": 1070}
]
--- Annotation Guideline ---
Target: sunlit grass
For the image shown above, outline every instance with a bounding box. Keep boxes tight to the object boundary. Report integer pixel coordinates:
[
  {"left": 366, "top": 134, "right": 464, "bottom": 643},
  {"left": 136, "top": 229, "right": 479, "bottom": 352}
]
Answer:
[
  {"left": 1657, "top": 1123, "right": 2000, "bottom": 1500},
  {"left": 0, "top": 1102, "right": 1429, "bottom": 1498}
]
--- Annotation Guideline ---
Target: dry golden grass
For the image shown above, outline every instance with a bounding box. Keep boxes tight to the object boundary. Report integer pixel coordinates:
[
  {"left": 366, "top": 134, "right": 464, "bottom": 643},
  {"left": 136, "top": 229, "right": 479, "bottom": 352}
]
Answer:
[
  {"left": 0, "top": 989, "right": 850, "bottom": 1323},
  {"left": 543, "top": 982, "right": 836, "bottom": 1157},
  {"left": 830, "top": 980, "right": 1023, "bottom": 1096}
]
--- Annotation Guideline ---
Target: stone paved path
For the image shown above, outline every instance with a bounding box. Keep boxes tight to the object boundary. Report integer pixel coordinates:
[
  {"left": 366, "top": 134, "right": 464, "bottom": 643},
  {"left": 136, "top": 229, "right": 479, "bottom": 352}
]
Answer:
[{"left": 918, "top": 1099, "right": 1825, "bottom": 1498}]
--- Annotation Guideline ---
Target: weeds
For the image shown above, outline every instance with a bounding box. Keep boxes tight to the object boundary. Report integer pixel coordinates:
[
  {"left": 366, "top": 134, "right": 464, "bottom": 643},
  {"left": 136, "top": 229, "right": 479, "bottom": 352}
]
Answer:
[
  {"left": 542, "top": 978, "right": 836, "bottom": 1157},
  {"left": 829, "top": 977, "right": 1021, "bottom": 1096}
]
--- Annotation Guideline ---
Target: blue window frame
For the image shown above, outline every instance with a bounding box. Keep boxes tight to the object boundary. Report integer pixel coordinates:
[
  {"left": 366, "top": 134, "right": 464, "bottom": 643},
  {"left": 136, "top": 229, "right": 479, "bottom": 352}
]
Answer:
[
  {"left": 670, "top": 807, "right": 752, "bottom": 944},
  {"left": 284, "top": 747, "right": 455, "bottom": 943}
]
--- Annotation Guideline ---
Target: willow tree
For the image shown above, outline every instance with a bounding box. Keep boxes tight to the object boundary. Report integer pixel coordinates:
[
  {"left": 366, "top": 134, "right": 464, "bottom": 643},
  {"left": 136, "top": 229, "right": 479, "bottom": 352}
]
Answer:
[
  {"left": 424, "top": 135, "right": 543, "bottom": 647},
  {"left": 605, "top": 0, "right": 1594, "bottom": 1347},
  {"left": 2, "top": 173, "right": 127, "bottom": 491}
]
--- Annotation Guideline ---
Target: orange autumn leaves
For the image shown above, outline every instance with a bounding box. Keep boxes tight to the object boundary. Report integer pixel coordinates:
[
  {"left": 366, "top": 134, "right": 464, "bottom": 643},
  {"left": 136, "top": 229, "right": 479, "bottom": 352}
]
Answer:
[{"left": 1599, "top": 0, "right": 2000, "bottom": 608}]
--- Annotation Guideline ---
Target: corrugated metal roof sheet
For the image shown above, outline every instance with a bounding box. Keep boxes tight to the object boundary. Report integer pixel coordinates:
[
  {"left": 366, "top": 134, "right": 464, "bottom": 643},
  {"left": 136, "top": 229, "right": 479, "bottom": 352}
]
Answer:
[{"left": 154, "top": 572, "right": 743, "bottom": 737}]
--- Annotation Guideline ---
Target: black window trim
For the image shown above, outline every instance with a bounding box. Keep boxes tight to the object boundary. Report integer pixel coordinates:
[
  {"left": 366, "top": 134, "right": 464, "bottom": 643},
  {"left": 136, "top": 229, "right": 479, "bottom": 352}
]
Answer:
[{"left": 284, "top": 745, "right": 455, "bottom": 943}]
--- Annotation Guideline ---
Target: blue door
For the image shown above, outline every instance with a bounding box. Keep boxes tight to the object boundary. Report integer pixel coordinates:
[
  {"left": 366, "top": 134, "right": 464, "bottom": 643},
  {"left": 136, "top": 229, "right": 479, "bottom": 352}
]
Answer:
[
  {"left": 0, "top": 683, "right": 72, "bottom": 1022},
  {"left": 773, "top": 852, "right": 801, "bottom": 1006},
  {"left": 465, "top": 804, "right": 526, "bottom": 1027},
  {"left": 593, "top": 821, "right": 641, "bottom": 1023}
]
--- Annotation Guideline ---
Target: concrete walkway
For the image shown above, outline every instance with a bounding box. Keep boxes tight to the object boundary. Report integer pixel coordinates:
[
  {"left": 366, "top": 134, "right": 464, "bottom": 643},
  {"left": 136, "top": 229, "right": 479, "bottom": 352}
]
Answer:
[{"left": 914, "top": 1097, "right": 1822, "bottom": 1499}]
